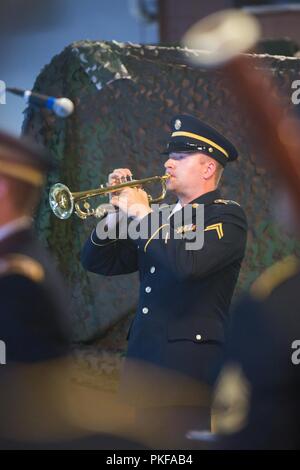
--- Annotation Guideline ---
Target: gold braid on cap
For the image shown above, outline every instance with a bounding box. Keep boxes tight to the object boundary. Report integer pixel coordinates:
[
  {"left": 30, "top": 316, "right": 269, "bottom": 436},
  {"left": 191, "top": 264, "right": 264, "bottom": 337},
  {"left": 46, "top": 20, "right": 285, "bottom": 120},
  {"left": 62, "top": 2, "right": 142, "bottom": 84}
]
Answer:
[{"left": 171, "top": 131, "right": 229, "bottom": 158}]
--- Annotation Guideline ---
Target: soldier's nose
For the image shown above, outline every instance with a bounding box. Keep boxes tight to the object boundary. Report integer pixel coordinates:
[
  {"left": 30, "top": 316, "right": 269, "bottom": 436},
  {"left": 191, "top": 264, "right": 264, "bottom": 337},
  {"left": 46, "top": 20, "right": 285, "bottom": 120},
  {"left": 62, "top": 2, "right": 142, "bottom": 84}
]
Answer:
[{"left": 164, "top": 158, "right": 175, "bottom": 169}]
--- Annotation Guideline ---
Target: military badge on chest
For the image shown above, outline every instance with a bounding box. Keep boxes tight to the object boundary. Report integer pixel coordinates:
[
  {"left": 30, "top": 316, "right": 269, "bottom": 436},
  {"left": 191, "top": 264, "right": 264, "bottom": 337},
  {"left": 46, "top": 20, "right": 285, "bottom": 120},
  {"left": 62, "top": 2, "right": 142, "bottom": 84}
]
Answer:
[{"left": 175, "top": 224, "right": 196, "bottom": 236}]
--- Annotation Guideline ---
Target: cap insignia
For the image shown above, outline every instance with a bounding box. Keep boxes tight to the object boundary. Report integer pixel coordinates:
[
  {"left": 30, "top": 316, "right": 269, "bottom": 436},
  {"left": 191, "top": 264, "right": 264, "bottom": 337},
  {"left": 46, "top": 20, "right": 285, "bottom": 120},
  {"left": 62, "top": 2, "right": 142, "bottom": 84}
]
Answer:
[{"left": 174, "top": 119, "right": 181, "bottom": 131}]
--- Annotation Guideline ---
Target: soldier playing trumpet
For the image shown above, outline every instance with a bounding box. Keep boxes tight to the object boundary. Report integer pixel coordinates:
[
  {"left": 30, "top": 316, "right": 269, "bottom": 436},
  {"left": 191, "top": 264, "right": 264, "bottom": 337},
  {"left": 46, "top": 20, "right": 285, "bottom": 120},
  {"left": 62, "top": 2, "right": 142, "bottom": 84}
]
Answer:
[{"left": 81, "top": 114, "right": 248, "bottom": 446}]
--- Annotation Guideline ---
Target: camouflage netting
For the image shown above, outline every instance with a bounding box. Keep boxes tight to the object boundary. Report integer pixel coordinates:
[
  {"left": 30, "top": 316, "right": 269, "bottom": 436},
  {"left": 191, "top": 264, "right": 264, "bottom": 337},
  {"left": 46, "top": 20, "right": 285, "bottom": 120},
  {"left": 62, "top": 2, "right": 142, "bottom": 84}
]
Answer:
[{"left": 23, "top": 41, "right": 300, "bottom": 353}]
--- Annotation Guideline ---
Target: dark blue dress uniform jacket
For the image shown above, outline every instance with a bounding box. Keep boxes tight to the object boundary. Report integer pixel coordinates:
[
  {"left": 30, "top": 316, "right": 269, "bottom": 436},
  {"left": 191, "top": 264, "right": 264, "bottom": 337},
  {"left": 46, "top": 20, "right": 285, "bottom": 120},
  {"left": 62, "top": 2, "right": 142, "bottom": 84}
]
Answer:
[
  {"left": 0, "top": 229, "right": 70, "bottom": 363},
  {"left": 81, "top": 189, "right": 247, "bottom": 385}
]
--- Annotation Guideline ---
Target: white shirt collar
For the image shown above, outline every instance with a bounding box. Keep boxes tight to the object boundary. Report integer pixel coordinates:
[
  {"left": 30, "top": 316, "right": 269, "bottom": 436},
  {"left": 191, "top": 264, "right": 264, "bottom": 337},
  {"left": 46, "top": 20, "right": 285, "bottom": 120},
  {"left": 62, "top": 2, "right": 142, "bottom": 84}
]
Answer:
[
  {"left": 0, "top": 216, "right": 32, "bottom": 243},
  {"left": 168, "top": 201, "right": 182, "bottom": 219}
]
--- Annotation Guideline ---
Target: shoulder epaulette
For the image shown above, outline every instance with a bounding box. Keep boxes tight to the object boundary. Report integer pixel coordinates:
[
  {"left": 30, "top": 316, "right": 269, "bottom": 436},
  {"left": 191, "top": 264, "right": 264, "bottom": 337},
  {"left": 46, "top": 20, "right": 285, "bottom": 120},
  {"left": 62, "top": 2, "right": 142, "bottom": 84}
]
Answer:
[
  {"left": 250, "top": 255, "right": 299, "bottom": 300},
  {"left": 214, "top": 199, "right": 241, "bottom": 207},
  {"left": 0, "top": 254, "right": 44, "bottom": 283}
]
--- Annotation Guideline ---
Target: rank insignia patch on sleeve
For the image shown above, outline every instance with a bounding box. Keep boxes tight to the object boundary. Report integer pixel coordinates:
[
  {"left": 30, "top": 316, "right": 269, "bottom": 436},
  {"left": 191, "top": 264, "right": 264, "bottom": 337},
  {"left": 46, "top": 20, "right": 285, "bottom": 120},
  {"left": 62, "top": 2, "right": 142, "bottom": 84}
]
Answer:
[{"left": 204, "top": 223, "right": 224, "bottom": 239}]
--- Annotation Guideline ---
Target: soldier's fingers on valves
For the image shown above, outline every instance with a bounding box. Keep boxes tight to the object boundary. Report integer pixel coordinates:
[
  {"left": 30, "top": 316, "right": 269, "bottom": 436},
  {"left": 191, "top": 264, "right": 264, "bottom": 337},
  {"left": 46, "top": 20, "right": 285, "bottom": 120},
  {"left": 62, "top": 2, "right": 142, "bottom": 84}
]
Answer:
[
  {"left": 108, "top": 168, "right": 132, "bottom": 185},
  {"left": 108, "top": 169, "right": 133, "bottom": 200}
]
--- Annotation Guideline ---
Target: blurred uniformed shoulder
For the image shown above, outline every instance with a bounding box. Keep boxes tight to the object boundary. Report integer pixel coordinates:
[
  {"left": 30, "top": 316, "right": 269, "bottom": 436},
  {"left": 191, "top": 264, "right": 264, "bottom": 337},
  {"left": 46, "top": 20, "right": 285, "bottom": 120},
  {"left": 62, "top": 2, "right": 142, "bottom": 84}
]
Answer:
[
  {"left": 0, "top": 254, "right": 44, "bottom": 283},
  {"left": 212, "top": 362, "right": 251, "bottom": 435},
  {"left": 251, "top": 255, "right": 299, "bottom": 301}
]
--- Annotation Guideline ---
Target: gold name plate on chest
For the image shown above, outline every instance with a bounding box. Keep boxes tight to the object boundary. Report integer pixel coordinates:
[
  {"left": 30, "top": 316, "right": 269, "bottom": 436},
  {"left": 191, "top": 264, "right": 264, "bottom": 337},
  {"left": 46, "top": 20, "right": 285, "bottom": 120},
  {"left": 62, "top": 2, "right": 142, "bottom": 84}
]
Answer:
[{"left": 176, "top": 224, "right": 196, "bottom": 234}]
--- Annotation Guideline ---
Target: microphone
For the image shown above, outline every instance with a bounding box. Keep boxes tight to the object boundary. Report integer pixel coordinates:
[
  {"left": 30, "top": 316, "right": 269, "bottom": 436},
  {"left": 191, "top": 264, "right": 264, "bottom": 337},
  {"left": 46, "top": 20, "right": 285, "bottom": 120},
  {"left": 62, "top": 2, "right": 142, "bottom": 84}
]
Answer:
[{"left": 7, "top": 87, "right": 74, "bottom": 118}]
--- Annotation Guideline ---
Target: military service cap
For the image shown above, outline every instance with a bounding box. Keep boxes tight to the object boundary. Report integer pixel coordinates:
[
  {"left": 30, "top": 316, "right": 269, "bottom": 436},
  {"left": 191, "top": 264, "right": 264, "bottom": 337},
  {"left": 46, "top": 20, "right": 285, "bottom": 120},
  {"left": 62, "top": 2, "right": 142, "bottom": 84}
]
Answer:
[
  {"left": 162, "top": 114, "right": 238, "bottom": 166},
  {"left": 0, "top": 130, "right": 52, "bottom": 186}
]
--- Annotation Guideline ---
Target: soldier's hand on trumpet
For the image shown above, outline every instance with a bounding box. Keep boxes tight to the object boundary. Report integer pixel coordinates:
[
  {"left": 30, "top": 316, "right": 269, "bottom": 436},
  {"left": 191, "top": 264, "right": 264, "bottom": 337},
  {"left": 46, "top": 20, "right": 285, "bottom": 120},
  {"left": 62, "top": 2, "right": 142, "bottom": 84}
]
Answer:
[
  {"left": 109, "top": 168, "right": 152, "bottom": 220},
  {"left": 107, "top": 168, "right": 133, "bottom": 196}
]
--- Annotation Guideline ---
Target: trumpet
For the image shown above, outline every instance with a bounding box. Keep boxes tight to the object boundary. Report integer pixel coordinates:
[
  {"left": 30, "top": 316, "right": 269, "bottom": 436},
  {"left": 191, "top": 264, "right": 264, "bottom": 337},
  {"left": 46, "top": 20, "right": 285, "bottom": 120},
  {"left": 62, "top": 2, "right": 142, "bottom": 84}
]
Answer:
[{"left": 49, "top": 174, "right": 170, "bottom": 220}]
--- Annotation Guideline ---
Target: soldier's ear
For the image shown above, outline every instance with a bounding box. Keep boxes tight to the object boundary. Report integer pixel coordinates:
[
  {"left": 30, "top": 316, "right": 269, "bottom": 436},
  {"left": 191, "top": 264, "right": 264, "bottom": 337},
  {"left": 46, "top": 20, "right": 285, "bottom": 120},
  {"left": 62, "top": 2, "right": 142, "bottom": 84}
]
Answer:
[{"left": 203, "top": 159, "right": 216, "bottom": 180}]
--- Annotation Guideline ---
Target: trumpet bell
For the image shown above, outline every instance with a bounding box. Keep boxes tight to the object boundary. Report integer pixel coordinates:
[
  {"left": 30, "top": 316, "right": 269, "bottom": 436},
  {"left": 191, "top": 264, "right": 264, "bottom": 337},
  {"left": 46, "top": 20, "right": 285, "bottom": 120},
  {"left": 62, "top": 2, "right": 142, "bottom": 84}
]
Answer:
[{"left": 49, "top": 183, "right": 74, "bottom": 220}]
